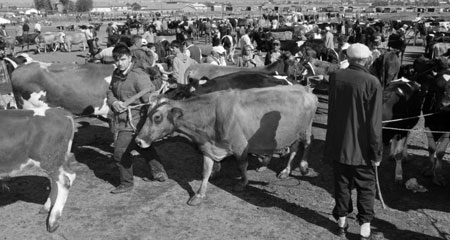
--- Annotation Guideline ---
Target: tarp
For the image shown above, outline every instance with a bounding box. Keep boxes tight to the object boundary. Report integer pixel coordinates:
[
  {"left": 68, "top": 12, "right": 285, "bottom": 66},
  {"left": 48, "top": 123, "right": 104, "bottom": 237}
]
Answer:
[{"left": 0, "top": 17, "right": 11, "bottom": 25}]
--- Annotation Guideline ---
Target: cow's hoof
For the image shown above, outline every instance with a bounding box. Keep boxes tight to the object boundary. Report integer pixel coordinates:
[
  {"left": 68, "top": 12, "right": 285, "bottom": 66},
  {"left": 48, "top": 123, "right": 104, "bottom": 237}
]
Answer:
[
  {"left": 187, "top": 194, "right": 204, "bottom": 206},
  {"left": 233, "top": 183, "right": 246, "bottom": 192},
  {"left": 432, "top": 175, "right": 446, "bottom": 187},
  {"left": 277, "top": 170, "right": 290, "bottom": 179},
  {"left": 256, "top": 166, "right": 268, "bottom": 172},
  {"left": 301, "top": 168, "right": 319, "bottom": 177},
  {"left": 394, "top": 176, "right": 403, "bottom": 185},
  {"left": 47, "top": 222, "right": 60, "bottom": 233},
  {"left": 38, "top": 207, "right": 49, "bottom": 214}
]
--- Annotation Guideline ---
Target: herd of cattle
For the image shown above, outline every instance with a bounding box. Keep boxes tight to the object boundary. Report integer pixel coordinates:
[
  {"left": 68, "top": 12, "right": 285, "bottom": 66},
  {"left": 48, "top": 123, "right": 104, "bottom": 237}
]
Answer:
[{"left": 1, "top": 26, "right": 450, "bottom": 233}]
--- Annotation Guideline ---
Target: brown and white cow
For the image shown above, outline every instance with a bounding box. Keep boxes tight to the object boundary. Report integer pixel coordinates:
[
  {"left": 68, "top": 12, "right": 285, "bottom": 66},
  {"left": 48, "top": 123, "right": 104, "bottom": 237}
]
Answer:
[
  {"left": 11, "top": 62, "right": 114, "bottom": 117},
  {"left": 135, "top": 85, "right": 318, "bottom": 205},
  {"left": 0, "top": 107, "right": 76, "bottom": 232},
  {"left": 37, "top": 32, "right": 66, "bottom": 53},
  {"left": 64, "top": 32, "right": 87, "bottom": 52}
]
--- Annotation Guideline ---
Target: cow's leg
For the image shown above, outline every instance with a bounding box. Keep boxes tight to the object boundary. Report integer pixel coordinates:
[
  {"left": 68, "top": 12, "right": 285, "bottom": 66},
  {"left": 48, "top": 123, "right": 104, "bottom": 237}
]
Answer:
[
  {"left": 47, "top": 166, "right": 76, "bottom": 232},
  {"left": 278, "top": 149, "right": 297, "bottom": 179},
  {"left": 393, "top": 135, "right": 407, "bottom": 184},
  {"left": 432, "top": 135, "right": 450, "bottom": 186},
  {"left": 423, "top": 131, "right": 437, "bottom": 177},
  {"left": 234, "top": 153, "right": 249, "bottom": 192},
  {"left": 187, "top": 155, "right": 214, "bottom": 206}
]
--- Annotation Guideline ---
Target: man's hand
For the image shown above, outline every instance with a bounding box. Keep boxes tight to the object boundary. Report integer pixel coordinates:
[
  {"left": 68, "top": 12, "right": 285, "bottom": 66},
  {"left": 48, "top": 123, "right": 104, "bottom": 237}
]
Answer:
[{"left": 112, "top": 101, "right": 126, "bottom": 113}]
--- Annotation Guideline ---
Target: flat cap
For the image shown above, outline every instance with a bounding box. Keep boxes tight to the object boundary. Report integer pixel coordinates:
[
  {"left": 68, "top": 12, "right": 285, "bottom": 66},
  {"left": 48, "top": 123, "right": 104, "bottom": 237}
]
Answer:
[{"left": 347, "top": 43, "right": 371, "bottom": 59}]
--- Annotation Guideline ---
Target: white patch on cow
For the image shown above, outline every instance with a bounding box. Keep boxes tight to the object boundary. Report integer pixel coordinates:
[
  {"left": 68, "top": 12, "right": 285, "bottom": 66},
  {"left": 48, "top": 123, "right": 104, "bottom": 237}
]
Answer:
[
  {"left": 199, "top": 80, "right": 208, "bottom": 85},
  {"left": 273, "top": 75, "right": 288, "bottom": 80},
  {"left": 273, "top": 75, "right": 293, "bottom": 85},
  {"left": 302, "top": 69, "right": 308, "bottom": 76},
  {"left": 38, "top": 61, "right": 53, "bottom": 71},
  {"left": 3, "top": 57, "right": 18, "bottom": 69},
  {"left": 93, "top": 98, "right": 110, "bottom": 119},
  {"left": 189, "top": 86, "right": 196, "bottom": 92},
  {"left": 48, "top": 167, "right": 76, "bottom": 230},
  {"left": 8, "top": 159, "right": 41, "bottom": 177},
  {"left": 104, "top": 76, "right": 112, "bottom": 84},
  {"left": 306, "top": 62, "right": 316, "bottom": 76},
  {"left": 432, "top": 71, "right": 437, "bottom": 76},
  {"left": 296, "top": 40, "right": 305, "bottom": 47},
  {"left": 443, "top": 74, "right": 450, "bottom": 81},
  {"left": 22, "top": 91, "right": 50, "bottom": 116}
]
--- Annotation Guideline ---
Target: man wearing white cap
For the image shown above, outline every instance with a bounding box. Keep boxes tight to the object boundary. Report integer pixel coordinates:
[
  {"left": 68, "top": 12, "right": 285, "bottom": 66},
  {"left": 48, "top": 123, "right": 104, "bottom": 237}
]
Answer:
[
  {"left": 206, "top": 45, "right": 227, "bottom": 66},
  {"left": 324, "top": 43, "right": 382, "bottom": 240},
  {"left": 325, "top": 26, "right": 334, "bottom": 49}
]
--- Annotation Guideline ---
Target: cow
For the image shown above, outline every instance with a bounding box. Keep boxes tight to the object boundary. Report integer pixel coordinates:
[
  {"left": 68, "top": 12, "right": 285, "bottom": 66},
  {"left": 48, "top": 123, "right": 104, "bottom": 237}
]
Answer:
[
  {"left": 431, "top": 42, "right": 450, "bottom": 59},
  {"left": 0, "top": 107, "right": 76, "bottom": 232},
  {"left": 184, "top": 52, "right": 299, "bottom": 83},
  {"left": 11, "top": 62, "right": 114, "bottom": 118},
  {"left": 0, "top": 36, "right": 16, "bottom": 55},
  {"left": 135, "top": 85, "right": 318, "bottom": 206},
  {"left": 165, "top": 71, "right": 291, "bottom": 100},
  {"left": 382, "top": 78, "right": 423, "bottom": 184},
  {"left": 36, "top": 32, "right": 65, "bottom": 53},
  {"left": 16, "top": 33, "right": 40, "bottom": 53},
  {"left": 221, "top": 35, "right": 236, "bottom": 64},
  {"left": 419, "top": 68, "right": 450, "bottom": 186},
  {"left": 63, "top": 32, "right": 87, "bottom": 52}
]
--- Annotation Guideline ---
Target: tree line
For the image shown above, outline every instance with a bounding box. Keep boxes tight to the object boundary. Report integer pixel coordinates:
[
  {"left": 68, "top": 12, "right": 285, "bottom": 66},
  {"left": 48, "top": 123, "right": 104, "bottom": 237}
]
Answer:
[{"left": 34, "top": 0, "right": 93, "bottom": 13}]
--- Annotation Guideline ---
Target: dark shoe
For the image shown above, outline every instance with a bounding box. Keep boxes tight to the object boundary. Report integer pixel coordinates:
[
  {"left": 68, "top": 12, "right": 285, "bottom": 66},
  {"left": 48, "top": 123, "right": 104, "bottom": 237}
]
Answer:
[
  {"left": 336, "top": 224, "right": 348, "bottom": 238},
  {"left": 153, "top": 172, "right": 168, "bottom": 182},
  {"left": 110, "top": 184, "right": 133, "bottom": 194}
]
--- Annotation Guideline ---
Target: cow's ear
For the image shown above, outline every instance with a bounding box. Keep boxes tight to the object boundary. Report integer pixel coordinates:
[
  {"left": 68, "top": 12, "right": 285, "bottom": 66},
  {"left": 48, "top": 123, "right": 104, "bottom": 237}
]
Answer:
[{"left": 168, "top": 107, "right": 183, "bottom": 122}]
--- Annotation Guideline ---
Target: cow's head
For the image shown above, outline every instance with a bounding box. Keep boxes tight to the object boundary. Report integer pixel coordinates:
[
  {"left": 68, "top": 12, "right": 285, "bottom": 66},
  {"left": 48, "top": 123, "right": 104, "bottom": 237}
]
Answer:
[{"left": 135, "top": 99, "right": 179, "bottom": 148}]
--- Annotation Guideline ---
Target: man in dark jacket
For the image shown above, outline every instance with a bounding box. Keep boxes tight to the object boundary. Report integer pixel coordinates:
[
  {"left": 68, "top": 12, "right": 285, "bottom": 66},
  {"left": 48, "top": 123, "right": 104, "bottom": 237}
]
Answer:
[
  {"left": 324, "top": 43, "right": 383, "bottom": 240},
  {"left": 107, "top": 44, "right": 167, "bottom": 194}
]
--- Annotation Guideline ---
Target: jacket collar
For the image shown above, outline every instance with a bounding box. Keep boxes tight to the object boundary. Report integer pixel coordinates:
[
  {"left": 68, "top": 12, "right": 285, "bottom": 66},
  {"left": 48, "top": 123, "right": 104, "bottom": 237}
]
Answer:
[{"left": 348, "top": 63, "right": 370, "bottom": 73}]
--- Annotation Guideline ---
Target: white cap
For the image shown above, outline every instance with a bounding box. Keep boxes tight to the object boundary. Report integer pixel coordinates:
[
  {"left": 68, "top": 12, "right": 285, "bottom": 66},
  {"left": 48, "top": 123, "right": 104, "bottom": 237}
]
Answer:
[
  {"left": 141, "top": 39, "right": 148, "bottom": 45},
  {"left": 325, "top": 26, "right": 331, "bottom": 31},
  {"left": 212, "top": 45, "right": 226, "bottom": 54},
  {"left": 347, "top": 43, "right": 371, "bottom": 59}
]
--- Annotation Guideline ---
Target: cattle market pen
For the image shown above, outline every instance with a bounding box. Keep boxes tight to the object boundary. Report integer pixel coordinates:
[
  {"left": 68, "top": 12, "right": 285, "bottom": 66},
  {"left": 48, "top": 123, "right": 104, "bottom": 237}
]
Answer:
[{"left": 0, "top": 19, "right": 450, "bottom": 240}]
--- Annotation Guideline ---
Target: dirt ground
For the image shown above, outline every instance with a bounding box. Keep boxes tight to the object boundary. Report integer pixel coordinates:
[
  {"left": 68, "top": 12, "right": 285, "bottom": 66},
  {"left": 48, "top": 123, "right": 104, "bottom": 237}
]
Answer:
[{"left": 0, "top": 23, "right": 450, "bottom": 240}]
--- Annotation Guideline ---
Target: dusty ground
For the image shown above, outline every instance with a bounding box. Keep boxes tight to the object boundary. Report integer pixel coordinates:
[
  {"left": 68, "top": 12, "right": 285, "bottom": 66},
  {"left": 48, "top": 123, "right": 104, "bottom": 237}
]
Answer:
[{"left": 0, "top": 23, "right": 450, "bottom": 240}]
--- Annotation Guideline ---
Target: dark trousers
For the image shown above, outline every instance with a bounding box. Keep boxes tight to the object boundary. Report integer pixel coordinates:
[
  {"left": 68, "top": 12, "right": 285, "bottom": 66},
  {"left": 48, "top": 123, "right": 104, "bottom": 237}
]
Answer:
[
  {"left": 114, "top": 130, "right": 165, "bottom": 187},
  {"left": 332, "top": 162, "right": 376, "bottom": 225},
  {"left": 87, "top": 39, "right": 95, "bottom": 57}
]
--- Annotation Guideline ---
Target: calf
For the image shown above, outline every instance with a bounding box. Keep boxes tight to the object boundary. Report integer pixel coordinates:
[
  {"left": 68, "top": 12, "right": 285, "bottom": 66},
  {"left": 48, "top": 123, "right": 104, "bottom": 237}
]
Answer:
[
  {"left": 37, "top": 32, "right": 65, "bottom": 53},
  {"left": 64, "top": 32, "right": 87, "bottom": 52},
  {"left": 136, "top": 85, "right": 318, "bottom": 205},
  {"left": 382, "top": 79, "right": 423, "bottom": 183},
  {"left": 0, "top": 108, "right": 76, "bottom": 232}
]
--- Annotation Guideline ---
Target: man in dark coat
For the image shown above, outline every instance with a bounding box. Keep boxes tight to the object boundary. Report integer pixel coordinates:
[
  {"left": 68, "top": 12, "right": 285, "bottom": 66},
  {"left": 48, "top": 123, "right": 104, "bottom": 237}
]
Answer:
[{"left": 324, "top": 43, "right": 383, "bottom": 240}]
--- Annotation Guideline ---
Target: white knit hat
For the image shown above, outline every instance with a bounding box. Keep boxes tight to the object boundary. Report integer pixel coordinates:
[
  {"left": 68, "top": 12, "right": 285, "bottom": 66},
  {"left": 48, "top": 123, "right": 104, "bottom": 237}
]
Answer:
[{"left": 347, "top": 43, "right": 371, "bottom": 59}]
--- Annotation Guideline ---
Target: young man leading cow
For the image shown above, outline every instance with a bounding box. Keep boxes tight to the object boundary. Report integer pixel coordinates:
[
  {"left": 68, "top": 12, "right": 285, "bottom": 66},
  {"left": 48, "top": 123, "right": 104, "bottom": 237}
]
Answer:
[{"left": 107, "top": 43, "right": 168, "bottom": 194}]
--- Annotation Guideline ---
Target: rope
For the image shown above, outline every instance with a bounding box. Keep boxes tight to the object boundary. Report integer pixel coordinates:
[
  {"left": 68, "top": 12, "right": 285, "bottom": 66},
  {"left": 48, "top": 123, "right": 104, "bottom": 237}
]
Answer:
[
  {"left": 382, "top": 112, "right": 439, "bottom": 123},
  {"left": 382, "top": 126, "right": 450, "bottom": 134}
]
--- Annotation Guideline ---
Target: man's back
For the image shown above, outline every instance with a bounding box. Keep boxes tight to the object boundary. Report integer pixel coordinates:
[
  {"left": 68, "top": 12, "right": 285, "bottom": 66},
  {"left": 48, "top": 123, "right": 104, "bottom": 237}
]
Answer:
[{"left": 325, "top": 63, "right": 382, "bottom": 166}]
